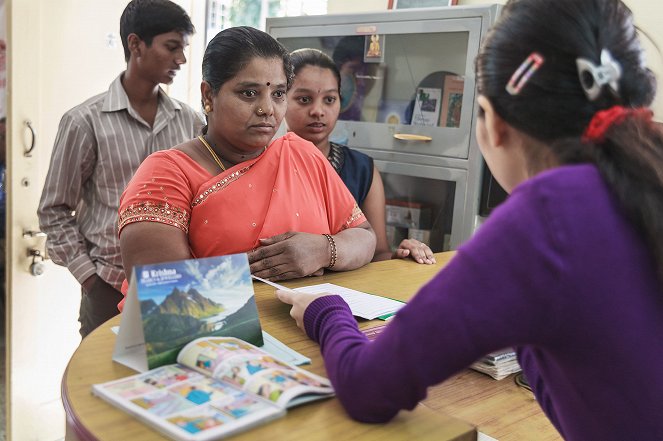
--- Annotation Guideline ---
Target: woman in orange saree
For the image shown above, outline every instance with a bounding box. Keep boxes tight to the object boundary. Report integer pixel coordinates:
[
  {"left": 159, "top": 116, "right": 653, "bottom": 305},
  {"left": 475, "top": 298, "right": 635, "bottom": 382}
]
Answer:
[
  {"left": 117, "top": 27, "right": 376, "bottom": 310},
  {"left": 119, "top": 131, "right": 367, "bottom": 264}
]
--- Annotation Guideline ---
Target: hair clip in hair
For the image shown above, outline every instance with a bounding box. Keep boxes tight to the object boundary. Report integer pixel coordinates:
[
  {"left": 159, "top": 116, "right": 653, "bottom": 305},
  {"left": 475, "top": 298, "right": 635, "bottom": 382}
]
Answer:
[
  {"left": 576, "top": 49, "right": 622, "bottom": 101},
  {"left": 506, "top": 52, "right": 544, "bottom": 96},
  {"left": 582, "top": 105, "right": 653, "bottom": 144}
]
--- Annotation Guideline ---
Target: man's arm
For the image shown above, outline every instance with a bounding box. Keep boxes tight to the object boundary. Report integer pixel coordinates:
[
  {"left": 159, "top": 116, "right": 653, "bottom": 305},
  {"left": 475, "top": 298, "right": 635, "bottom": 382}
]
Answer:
[{"left": 37, "top": 112, "right": 97, "bottom": 285}]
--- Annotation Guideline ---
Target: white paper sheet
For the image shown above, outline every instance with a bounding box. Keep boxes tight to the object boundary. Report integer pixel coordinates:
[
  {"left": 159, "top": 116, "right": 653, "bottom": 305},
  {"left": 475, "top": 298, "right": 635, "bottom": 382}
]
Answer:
[{"left": 293, "top": 283, "right": 404, "bottom": 320}]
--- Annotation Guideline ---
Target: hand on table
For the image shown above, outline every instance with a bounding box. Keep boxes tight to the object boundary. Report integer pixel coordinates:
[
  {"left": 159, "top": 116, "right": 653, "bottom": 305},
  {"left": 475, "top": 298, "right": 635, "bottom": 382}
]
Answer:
[
  {"left": 393, "top": 239, "right": 436, "bottom": 264},
  {"left": 248, "top": 231, "right": 327, "bottom": 281}
]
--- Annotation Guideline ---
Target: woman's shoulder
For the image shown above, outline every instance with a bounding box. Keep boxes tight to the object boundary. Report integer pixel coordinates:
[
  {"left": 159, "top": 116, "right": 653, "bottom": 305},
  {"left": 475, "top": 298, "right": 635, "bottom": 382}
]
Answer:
[
  {"left": 144, "top": 147, "right": 201, "bottom": 168},
  {"left": 134, "top": 148, "right": 210, "bottom": 188},
  {"left": 278, "top": 131, "right": 319, "bottom": 150},
  {"left": 518, "top": 163, "right": 602, "bottom": 194},
  {"left": 481, "top": 164, "right": 617, "bottom": 254},
  {"left": 146, "top": 147, "right": 188, "bottom": 161},
  {"left": 498, "top": 164, "right": 604, "bottom": 215},
  {"left": 341, "top": 145, "right": 373, "bottom": 165},
  {"left": 333, "top": 143, "right": 372, "bottom": 162},
  {"left": 331, "top": 142, "right": 373, "bottom": 173},
  {"left": 275, "top": 132, "right": 329, "bottom": 161}
]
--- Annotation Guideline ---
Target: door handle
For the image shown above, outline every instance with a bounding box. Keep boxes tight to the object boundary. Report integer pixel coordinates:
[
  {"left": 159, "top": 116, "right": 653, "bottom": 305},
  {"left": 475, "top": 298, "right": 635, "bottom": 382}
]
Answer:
[
  {"left": 23, "top": 229, "right": 46, "bottom": 238},
  {"left": 393, "top": 133, "right": 433, "bottom": 142},
  {"left": 24, "top": 230, "right": 50, "bottom": 270},
  {"left": 23, "top": 120, "right": 36, "bottom": 157},
  {"left": 28, "top": 249, "right": 46, "bottom": 276}
]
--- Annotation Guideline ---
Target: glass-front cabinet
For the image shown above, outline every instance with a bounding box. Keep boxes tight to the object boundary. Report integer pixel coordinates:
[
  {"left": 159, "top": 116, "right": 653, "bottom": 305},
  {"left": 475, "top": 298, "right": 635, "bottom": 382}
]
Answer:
[{"left": 267, "top": 5, "right": 501, "bottom": 252}]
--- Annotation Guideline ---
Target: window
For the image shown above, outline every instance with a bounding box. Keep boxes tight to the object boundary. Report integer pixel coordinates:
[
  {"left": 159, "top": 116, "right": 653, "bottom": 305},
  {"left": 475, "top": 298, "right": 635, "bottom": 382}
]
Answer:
[{"left": 205, "top": 0, "right": 327, "bottom": 44}]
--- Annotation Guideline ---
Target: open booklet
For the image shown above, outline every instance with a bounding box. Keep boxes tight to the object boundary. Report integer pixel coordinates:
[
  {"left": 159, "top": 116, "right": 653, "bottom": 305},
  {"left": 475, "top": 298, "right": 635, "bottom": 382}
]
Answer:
[{"left": 93, "top": 336, "right": 334, "bottom": 441}]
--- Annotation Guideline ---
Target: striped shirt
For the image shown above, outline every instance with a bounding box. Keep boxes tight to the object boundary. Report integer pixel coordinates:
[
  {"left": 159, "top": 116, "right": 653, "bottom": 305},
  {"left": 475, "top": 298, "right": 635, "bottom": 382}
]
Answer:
[{"left": 38, "top": 73, "right": 204, "bottom": 291}]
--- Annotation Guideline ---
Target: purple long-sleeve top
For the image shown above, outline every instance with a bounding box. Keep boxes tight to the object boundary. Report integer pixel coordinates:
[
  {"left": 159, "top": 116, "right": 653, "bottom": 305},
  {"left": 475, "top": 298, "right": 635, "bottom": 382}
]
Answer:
[{"left": 303, "top": 164, "right": 663, "bottom": 441}]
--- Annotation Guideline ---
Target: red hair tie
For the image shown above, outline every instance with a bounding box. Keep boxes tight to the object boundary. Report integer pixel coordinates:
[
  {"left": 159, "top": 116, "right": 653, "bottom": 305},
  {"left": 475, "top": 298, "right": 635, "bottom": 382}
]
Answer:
[{"left": 582, "top": 105, "right": 653, "bottom": 143}]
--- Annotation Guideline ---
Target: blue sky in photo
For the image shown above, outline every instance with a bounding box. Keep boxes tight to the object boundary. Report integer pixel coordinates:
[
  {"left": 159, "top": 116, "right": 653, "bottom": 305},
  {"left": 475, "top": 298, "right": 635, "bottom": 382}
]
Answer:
[{"left": 134, "top": 254, "right": 254, "bottom": 311}]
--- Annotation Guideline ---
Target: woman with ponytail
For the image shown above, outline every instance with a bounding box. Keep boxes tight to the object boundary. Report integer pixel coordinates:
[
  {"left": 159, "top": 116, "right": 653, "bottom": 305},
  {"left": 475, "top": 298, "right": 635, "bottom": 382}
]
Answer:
[{"left": 276, "top": 1, "right": 663, "bottom": 439}]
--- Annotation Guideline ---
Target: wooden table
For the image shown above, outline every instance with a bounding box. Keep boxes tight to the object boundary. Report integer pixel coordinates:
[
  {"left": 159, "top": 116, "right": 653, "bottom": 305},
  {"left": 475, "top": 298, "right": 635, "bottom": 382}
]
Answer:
[{"left": 62, "top": 252, "right": 560, "bottom": 441}]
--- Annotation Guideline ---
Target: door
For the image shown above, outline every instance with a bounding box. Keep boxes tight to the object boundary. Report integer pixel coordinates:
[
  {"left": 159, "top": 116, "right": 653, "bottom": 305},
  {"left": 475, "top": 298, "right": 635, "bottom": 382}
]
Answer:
[{"left": 7, "top": 1, "right": 127, "bottom": 439}]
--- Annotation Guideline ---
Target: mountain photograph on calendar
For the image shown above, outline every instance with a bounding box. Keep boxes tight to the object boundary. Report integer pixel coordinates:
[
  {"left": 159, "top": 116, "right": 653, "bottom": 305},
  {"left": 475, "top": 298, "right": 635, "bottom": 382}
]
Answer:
[{"left": 136, "top": 254, "right": 263, "bottom": 368}]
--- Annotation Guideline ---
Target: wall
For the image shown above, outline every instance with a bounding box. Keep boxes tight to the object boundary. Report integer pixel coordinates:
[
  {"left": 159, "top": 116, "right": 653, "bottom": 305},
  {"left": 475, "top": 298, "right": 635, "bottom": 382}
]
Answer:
[
  {"left": 327, "top": 0, "right": 663, "bottom": 120},
  {"left": 327, "top": 0, "right": 386, "bottom": 14},
  {"left": 624, "top": 0, "right": 663, "bottom": 120}
]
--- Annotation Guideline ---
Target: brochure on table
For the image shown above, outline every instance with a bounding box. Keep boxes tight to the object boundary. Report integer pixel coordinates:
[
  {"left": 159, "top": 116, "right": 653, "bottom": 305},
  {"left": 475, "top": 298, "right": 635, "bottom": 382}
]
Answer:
[
  {"left": 113, "top": 254, "right": 264, "bottom": 373},
  {"left": 96, "top": 336, "right": 333, "bottom": 441}
]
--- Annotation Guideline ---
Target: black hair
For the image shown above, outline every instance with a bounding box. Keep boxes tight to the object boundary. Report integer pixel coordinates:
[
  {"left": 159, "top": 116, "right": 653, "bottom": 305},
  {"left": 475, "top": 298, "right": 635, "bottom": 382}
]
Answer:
[
  {"left": 290, "top": 48, "right": 342, "bottom": 94},
  {"left": 476, "top": 0, "right": 663, "bottom": 285},
  {"left": 120, "top": 0, "right": 195, "bottom": 62},
  {"left": 202, "top": 26, "right": 293, "bottom": 94},
  {"left": 201, "top": 27, "right": 293, "bottom": 134}
]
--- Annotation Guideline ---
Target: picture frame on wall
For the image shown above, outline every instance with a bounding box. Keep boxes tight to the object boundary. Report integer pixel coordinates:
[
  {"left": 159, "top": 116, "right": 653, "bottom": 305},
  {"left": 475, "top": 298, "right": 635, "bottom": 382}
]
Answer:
[
  {"left": 389, "top": 0, "right": 458, "bottom": 9},
  {"left": 363, "top": 34, "right": 385, "bottom": 63}
]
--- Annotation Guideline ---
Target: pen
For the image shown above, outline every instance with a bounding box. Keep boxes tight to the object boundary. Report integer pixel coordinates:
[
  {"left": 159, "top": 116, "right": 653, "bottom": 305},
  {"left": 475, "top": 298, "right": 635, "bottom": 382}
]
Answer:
[{"left": 251, "top": 275, "right": 298, "bottom": 293}]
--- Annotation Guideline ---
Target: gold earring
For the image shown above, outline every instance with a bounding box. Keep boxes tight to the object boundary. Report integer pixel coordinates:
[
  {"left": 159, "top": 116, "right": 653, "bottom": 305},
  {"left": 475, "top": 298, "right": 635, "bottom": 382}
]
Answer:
[{"left": 204, "top": 104, "right": 212, "bottom": 114}]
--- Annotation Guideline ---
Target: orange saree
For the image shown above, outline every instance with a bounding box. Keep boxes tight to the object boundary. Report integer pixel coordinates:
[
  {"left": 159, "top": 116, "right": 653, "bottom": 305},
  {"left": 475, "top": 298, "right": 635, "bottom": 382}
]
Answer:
[{"left": 118, "top": 132, "right": 366, "bottom": 259}]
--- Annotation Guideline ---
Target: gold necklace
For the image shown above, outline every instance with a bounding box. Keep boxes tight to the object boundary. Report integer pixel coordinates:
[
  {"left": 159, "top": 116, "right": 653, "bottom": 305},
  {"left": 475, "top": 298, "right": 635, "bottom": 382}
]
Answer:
[{"left": 198, "top": 135, "right": 226, "bottom": 171}]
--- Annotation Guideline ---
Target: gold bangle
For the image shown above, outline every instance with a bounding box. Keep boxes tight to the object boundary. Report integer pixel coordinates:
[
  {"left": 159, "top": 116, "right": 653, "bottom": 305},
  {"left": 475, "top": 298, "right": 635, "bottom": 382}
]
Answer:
[{"left": 323, "top": 234, "right": 337, "bottom": 269}]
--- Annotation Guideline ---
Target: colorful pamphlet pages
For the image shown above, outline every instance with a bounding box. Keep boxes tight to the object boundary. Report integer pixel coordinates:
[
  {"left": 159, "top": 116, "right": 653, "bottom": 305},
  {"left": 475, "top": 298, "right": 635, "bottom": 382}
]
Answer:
[
  {"left": 94, "top": 336, "right": 334, "bottom": 441},
  {"left": 113, "top": 254, "right": 263, "bottom": 373}
]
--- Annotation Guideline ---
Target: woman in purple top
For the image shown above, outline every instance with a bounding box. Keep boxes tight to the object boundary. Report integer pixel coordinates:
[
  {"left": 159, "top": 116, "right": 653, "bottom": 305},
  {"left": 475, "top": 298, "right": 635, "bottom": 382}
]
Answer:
[{"left": 276, "top": 0, "right": 663, "bottom": 439}]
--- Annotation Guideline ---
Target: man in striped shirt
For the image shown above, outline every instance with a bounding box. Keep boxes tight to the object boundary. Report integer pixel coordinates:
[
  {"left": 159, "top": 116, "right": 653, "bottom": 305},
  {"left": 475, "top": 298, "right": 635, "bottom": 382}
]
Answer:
[{"left": 38, "top": 0, "right": 204, "bottom": 338}]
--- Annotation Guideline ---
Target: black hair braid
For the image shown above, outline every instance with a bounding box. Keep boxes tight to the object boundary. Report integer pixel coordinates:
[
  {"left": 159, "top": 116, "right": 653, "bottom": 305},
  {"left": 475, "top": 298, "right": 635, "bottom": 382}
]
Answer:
[
  {"left": 548, "top": 115, "right": 663, "bottom": 285},
  {"left": 596, "top": 119, "right": 663, "bottom": 284}
]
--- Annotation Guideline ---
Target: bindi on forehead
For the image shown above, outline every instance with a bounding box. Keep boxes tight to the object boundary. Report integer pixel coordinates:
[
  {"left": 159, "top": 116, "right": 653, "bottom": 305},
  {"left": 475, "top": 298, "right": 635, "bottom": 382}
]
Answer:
[{"left": 266, "top": 82, "right": 270, "bottom": 86}]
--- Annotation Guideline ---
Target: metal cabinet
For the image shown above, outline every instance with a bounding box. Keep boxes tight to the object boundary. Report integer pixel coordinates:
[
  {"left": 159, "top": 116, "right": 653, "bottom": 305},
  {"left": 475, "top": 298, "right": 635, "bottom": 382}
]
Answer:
[{"left": 268, "top": 4, "right": 502, "bottom": 251}]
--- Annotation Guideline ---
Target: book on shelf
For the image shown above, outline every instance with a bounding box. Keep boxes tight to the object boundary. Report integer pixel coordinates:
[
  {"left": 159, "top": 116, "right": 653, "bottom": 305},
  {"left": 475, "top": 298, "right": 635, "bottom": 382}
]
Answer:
[
  {"left": 113, "top": 253, "right": 264, "bottom": 373},
  {"left": 439, "top": 75, "right": 464, "bottom": 128},
  {"left": 93, "top": 336, "right": 334, "bottom": 441},
  {"left": 410, "top": 87, "right": 442, "bottom": 126},
  {"left": 470, "top": 348, "right": 522, "bottom": 380}
]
